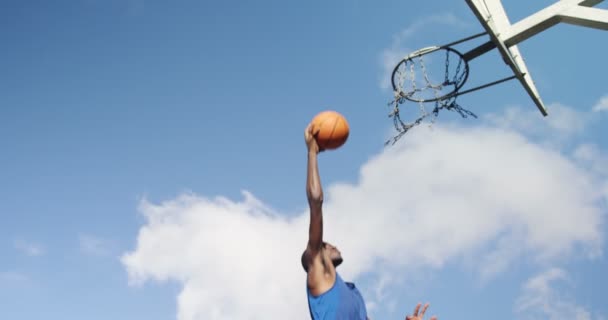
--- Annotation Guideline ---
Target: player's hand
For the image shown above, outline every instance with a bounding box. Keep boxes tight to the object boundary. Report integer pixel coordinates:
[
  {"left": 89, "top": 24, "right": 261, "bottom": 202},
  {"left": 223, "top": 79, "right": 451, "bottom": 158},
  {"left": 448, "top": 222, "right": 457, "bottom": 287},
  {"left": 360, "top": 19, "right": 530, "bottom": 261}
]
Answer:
[
  {"left": 304, "top": 122, "right": 323, "bottom": 153},
  {"left": 405, "top": 303, "right": 437, "bottom": 320}
]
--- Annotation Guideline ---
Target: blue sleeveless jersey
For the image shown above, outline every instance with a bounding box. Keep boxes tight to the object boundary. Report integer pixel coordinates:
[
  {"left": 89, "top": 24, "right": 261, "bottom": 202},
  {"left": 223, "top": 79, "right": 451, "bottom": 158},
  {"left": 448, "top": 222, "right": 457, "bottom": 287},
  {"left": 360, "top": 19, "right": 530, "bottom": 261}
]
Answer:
[{"left": 306, "top": 273, "right": 367, "bottom": 320}]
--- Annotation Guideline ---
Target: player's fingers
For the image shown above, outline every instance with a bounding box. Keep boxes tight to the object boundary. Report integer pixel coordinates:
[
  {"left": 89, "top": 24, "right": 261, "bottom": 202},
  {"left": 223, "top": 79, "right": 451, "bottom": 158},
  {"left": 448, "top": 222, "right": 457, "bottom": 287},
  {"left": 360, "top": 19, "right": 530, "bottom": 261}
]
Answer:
[
  {"left": 419, "top": 303, "right": 429, "bottom": 318},
  {"left": 430, "top": 316, "right": 437, "bottom": 320},
  {"left": 413, "top": 303, "right": 421, "bottom": 317},
  {"left": 307, "top": 118, "right": 322, "bottom": 135},
  {"left": 405, "top": 316, "right": 412, "bottom": 320},
  {"left": 304, "top": 124, "right": 314, "bottom": 141}
]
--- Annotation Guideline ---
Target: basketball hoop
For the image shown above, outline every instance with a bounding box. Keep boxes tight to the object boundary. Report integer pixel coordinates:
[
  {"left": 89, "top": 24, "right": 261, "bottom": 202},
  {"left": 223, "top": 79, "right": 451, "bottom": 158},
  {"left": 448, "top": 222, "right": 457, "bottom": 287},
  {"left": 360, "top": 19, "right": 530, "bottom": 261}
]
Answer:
[
  {"left": 384, "top": 31, "right": 519, "bottom": 146},
  {"left": 383, "top": 0, "right": 608, "bottom": 145},
  {"left": 386, "top": 42, "right": 479, "bottom": 146}
]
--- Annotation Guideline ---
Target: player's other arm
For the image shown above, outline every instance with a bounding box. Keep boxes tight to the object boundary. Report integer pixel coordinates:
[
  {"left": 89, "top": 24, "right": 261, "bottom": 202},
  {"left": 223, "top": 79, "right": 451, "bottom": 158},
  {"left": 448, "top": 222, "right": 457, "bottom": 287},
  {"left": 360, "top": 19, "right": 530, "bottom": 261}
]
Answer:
[{"left": 405, "top": 302, "right": 438, "bottom": 320}]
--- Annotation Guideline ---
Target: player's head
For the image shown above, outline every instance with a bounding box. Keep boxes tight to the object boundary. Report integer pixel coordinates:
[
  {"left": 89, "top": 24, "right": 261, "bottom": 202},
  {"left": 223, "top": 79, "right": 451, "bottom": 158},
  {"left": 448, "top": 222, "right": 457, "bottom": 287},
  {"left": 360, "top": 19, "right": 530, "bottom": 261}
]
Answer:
[{"left": 324, "top": 242, "right": 343, "bottom": 268}]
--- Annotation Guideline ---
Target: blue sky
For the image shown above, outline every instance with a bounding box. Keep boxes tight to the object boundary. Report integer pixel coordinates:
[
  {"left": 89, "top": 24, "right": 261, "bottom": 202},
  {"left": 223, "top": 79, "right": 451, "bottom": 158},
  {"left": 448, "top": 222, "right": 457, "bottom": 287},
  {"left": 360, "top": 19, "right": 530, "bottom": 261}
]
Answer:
[{"left": 1, "top": 1, "right": 607, "bottom": 319}]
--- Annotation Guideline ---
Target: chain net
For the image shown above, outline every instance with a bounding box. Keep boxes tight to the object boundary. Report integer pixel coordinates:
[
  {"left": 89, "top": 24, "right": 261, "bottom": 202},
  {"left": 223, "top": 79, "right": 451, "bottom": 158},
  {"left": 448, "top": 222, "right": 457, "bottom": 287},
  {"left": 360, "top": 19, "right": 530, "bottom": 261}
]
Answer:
[{"left": 385, "top": 47, "right": 477, "bottom": 146}]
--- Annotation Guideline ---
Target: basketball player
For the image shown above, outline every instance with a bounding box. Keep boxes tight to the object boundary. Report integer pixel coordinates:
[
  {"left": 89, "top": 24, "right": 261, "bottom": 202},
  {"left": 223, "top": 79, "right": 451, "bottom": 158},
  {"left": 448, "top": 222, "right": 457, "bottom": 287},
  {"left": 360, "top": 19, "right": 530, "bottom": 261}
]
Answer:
[{"left": 302, "top": 123, "right": 438, "bottom": 320}]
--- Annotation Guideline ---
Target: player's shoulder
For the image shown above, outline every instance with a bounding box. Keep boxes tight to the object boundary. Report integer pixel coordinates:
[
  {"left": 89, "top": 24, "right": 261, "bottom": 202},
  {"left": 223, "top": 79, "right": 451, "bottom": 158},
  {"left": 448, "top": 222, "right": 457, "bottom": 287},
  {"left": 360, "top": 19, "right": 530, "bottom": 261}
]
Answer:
[
  {"left": 303, "top": 248, "right": 336, "bottom": 295},
  {"left": 301, "top": 246, "right": 325, "bottom": 272}
]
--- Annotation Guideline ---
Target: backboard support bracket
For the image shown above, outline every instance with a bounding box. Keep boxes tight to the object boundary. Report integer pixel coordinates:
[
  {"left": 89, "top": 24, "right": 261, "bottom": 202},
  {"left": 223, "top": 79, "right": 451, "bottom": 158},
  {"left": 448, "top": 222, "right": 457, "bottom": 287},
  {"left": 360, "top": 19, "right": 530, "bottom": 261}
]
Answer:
[{"left": 464, "top": 0, "right": 608, "bottom": 116}]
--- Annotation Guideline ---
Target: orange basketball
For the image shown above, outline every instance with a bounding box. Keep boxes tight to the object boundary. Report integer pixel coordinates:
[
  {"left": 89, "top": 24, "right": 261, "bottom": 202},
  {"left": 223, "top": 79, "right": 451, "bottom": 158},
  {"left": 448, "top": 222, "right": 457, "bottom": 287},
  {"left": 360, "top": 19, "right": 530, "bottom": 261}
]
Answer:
[{"left": 310, "top": 110, "right": 350, "bottom": 150}]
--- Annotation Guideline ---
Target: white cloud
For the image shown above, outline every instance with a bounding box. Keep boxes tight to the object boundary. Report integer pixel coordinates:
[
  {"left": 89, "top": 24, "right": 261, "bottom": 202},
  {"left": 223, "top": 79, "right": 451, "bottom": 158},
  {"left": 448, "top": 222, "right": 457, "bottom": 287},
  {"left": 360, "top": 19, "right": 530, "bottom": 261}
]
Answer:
[
  {"left": 572, "top": 144, "right": 608, "bottom": 212},
  {"left": 79, "top": 234, "right": 115, "bottom": 257},
  {"left": 0, "top": 271, "right": 29, "bottom": 283},
  {"left": 122, "top": 107, "right": 605, "bottom": 320},
  {"left": 484, "top": 103, "right": 589, "bottom": 141},
  {"left": 573, "top": 144, "right": 608, "bottom": 176},
  {"left": 14, "top": 238, "right": 44, "bottom": 257},
  {"left": 122, "top": 192, "right": 308, "bottom": 320},
  {"left": 592, "top": 95, "right": 608, "bottom": 112},
  {"left": 514, "top": 268, "right": 600, "bottom": 320},
  {"left": 327, "top": 125, "right": 602, "bottom": 274}
]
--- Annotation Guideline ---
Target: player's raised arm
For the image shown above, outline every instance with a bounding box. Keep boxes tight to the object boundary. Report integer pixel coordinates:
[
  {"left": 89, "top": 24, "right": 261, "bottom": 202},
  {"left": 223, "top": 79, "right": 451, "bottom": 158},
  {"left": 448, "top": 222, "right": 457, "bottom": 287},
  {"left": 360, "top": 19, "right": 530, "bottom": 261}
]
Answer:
[{"left": 305, "top": 123, "right": 323, "bottom": 254}]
